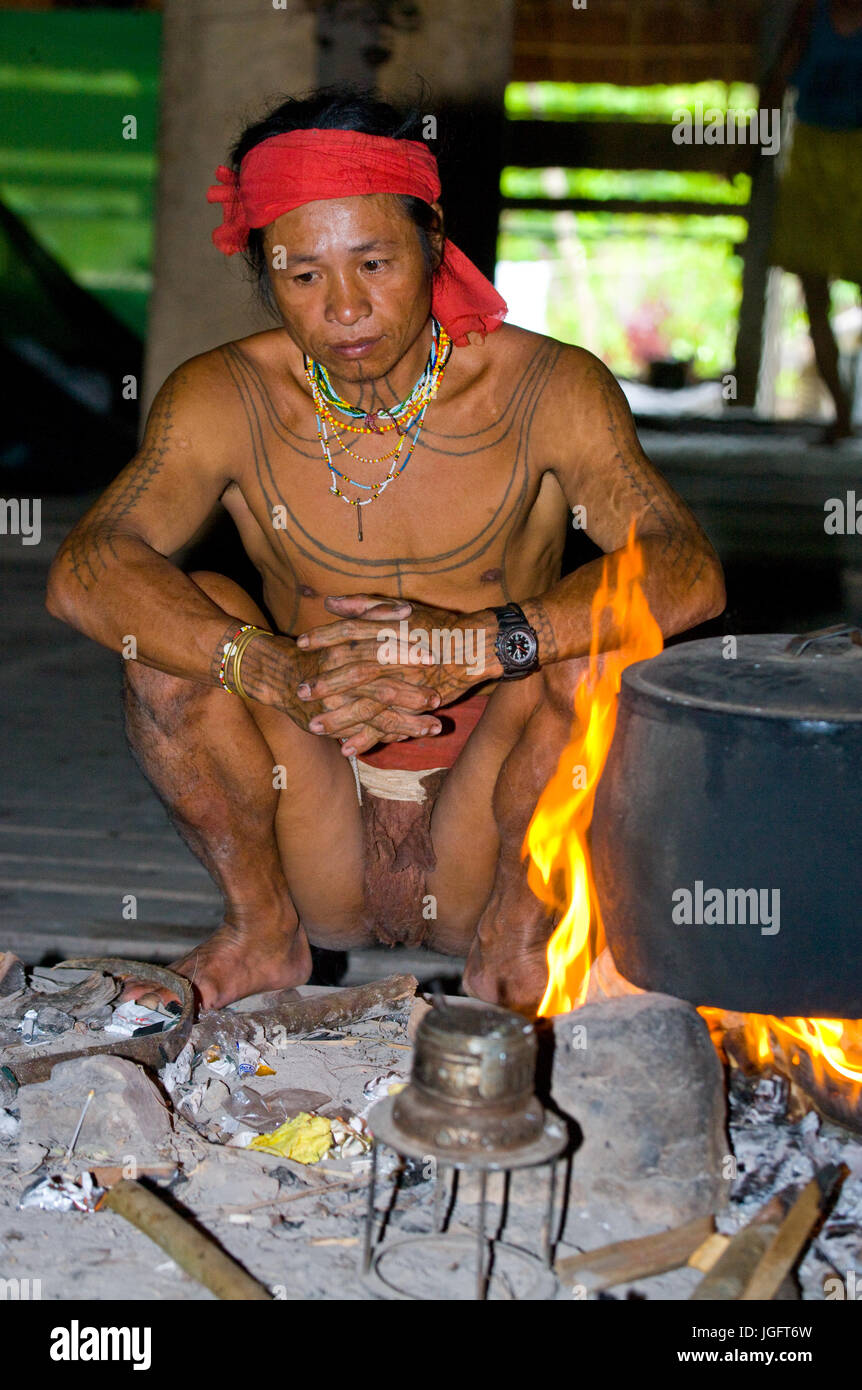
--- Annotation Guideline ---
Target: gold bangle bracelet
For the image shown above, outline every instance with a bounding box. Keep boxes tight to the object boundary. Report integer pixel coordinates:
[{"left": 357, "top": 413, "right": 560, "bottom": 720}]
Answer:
[
  {"left": 232, "top": 626, "right": 274, "bottom": 701},
  {"left": 220, "top": 623, "right": 256, "bottom": 695}
]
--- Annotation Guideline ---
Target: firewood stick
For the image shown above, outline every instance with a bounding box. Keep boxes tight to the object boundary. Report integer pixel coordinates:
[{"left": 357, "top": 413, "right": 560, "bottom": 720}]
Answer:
[
  {"left": 556, "top": 1216, "right": 714, "bottom": 1291},
  {"left": 740, "top": 1165, "right": 844, "bottom": 1301},
  {"left": 688, "top": 1232, "right": 730, "bottom": 1272},
  {"left": 91, "top": 1163, "right": 177, "bottom": 1187},
  {"left": 691, "top": 1165, "right": 844, "bottom": 1301},
  {"left": 690, "top": 1195, "right": 785, "bottom": 1301},
  {"left": 102, "top": 1180, "right": 271, "bottom": 1301},
  {"left": 192, "top": 974, "right": 418, "bottom": 1051}
]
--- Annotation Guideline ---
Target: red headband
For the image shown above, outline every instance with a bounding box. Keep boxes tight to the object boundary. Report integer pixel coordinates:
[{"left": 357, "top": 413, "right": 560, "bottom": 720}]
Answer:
[{"left": 207, "top": 128, "right": 507, "bottom": 347}]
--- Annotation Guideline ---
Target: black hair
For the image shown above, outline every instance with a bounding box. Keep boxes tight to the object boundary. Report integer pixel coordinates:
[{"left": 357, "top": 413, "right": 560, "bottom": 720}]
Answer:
[{"left": 228, "top": 86, "right": 445, "bottom": 315}]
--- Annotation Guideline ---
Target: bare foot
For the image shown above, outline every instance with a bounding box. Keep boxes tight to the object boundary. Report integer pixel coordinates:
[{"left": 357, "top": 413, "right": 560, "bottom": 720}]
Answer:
[
  {"left": 462, "top": 941, "right": 550, "bottom": 1018},
  {"left": 120, "top": 917, "right": 313, "bottom": 1013}
]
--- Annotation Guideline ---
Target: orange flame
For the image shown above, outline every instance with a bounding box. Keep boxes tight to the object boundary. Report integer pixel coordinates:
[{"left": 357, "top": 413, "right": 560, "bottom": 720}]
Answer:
[
  {"left": 526, "top": 526, "right": 862, "bottom": 1103},
  {"left": 701, "top": 1008, "right": 862, "bottom": 1094},
  {"left": 525, "top": 524, "right": 663, "bottom": 1017}
]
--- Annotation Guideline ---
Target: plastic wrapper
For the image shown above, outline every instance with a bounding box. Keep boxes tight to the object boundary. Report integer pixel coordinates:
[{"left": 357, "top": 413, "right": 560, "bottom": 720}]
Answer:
[
  {"left": 160, "top": 1040, "right": 195, "bottom": 1095},
  {"left": 104, "top": 1000, "right": 175, "bottom": 1037},
  {"left": 203, "top": 1041, "right": 274, "bottom": 1079},
  {"left": 218, "top": 1086, "right": 331, "bottom": 1134},
  {"left": 248, "top": 1113, "right": 333, "bottom": 1162},
  {"left": 176, "top": 1084, "right": 207, "bottom": 1117},
  {"left": 32, "top": 1004, "right": 74, "bottom": 1035},
  {"left": 19, "top": 1172, "right": 103, "bottom": 1213},
  {"left": 359, "top": 1071, "right": 408, "bottom": 1118}
]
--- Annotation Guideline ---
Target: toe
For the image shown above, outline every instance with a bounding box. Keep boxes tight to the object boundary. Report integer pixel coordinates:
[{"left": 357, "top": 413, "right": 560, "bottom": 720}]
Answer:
[{"left": 119, "top": 981, "right": 181, "bottom": 1009}]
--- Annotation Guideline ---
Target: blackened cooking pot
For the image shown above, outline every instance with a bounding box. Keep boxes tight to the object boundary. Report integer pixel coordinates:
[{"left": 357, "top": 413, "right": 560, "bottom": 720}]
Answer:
[{"left": 592, "top": 625, "right": 862, "bottom": 1016}]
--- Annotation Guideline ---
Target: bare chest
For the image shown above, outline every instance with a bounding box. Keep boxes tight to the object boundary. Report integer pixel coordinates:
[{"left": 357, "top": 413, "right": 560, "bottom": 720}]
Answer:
[{"left": 220, "top": 340, "right": 568, "bottom": 632}]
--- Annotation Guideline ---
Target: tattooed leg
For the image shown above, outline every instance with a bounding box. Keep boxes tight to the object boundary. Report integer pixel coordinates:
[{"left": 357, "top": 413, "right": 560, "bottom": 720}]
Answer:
[
  {"left": 428, "top": 656, "right": 588, "bottom": 1015},
  {"left": 121, "top": 571, "right": 369, "bottom": 1010}
]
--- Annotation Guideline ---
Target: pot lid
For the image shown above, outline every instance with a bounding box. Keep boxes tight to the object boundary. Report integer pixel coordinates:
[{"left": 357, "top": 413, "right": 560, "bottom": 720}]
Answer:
[{"left": 623, "top": 625, "right": 862, "bottom": 721}]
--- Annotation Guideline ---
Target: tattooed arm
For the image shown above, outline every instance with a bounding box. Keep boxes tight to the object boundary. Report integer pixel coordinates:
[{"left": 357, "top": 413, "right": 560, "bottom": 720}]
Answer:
[
  {"left": 46, "top": 356, "right": 442, "bottom": 746},
  {"left": 46, "top": 357, "right": 264, "bottom": 683},
  {"left": 510, "top": 348, "right": 725, "bottom": 666},
  {"left": 360, "top": 349, "right": 724, "bottom": 682}
]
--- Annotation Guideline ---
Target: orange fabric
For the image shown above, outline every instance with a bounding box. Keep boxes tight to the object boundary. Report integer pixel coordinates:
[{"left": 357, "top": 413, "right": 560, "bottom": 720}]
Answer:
[
  {"left": 358, "top": 690, "right": 490, "bottom": 772},
  {"left": 207, "top": 128, "right": 507, "bottom": 347}
]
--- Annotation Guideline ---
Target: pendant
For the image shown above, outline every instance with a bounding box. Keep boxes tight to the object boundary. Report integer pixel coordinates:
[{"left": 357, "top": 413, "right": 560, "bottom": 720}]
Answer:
[
  {"left": 357, "top": 506, "right": 363, "bottom": 542},
  {"left": 364, "top": 413, "right": 382, "bottom": 433}
]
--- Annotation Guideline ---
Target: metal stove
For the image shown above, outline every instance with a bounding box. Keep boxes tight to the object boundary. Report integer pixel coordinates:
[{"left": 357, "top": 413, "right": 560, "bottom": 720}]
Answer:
[{"left": 362, "top": 1001, "right": 566, "bottom": 1299}]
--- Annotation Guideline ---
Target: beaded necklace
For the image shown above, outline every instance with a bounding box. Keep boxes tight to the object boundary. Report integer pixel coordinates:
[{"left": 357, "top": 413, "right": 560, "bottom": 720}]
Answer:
[{"left": 303, "top": 318, "right": 452, "bottom": 541}]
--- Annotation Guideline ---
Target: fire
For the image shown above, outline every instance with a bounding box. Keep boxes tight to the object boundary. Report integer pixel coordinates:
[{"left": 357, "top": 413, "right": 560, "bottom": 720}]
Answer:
[
  {"left": 525, "top": 525, "right": 862, "bottom": 1104},
  {"left": 701, "top": 1008, "right": 862, "bottom": 1093},
  {"left": 525, "top": 524, "right": 663, "bottom": 1016}
]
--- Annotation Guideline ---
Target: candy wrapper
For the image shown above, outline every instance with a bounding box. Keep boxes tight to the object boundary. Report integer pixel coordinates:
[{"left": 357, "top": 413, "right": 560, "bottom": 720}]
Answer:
[
  {"left": 203, "top": 1042, "right": 275, "bottom": 1079},
  {"left": 19, "top": 1172, "right": 104, "bottom": 1213},
  {"left": 359, "top": 1072, "right": 408, "bottom": 1119},
  {"left": 248, "top": 1113, "right": 333, "bottom": 1163}
]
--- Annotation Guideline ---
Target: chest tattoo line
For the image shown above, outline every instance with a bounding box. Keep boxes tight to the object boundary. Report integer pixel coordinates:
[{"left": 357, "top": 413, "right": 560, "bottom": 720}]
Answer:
[{"left": 222, "top": 341, "right": 561, "bottom": 582}]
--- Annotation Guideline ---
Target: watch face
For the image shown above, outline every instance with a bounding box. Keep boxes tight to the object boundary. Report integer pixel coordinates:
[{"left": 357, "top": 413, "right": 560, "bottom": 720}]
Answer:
[{"left": 501, "top": 628, "right": 538, "bottom": 668}]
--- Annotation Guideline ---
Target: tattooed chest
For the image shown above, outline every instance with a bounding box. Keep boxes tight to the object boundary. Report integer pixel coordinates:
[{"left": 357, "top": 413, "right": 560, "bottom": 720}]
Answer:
[
  {"left": 223, "top": 437, "right": 540, "bottom": 616},
  {"left": 219, "top": 338, "right": 564, "bottom": 626}
]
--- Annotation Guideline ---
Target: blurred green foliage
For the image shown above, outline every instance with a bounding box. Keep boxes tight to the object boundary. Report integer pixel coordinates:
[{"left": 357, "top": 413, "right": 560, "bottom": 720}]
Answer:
[
  {"left": 0, "top": 10, "right": 160, "bottom": 338},
  {"left": 499, "top": 210, "right": 746, "bottom": 377},
  {"left": 499, "top": 81, "right": 761, "bottom": 378},
  {"left": 506, "top": 81, "right": 761, "bottom": 121}
]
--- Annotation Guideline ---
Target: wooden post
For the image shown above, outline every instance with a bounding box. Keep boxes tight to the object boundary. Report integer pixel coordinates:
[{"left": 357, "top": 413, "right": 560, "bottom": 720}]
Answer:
[
  {"left": 143, "top": 0, "right": 513, "bottom": 418},
  {"left": 378, "top": 0, "right": 515, "bottom": 281},
  {"left": 142, "top": 0, "right": 315, "bottom": 416}
]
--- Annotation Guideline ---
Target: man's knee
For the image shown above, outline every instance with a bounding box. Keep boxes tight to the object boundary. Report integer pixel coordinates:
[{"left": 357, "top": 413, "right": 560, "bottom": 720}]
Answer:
[
  {"left": 123, "top": 658, "right": 204, "bottom": 734},
  {"left": 124, "top": 571, "right": 267, "bottom": 726},
  {"left": 488, "top": 657, "right": 588, "bottom": 844},
  {"left": 537, "top": 653, "right": 589, "bottom": 717}
]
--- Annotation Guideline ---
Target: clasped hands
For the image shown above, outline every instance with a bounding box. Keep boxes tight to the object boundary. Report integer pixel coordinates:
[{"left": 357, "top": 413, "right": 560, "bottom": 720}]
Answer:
[{"left": 282, "top": 594, "right": 490, "bottom": 758}]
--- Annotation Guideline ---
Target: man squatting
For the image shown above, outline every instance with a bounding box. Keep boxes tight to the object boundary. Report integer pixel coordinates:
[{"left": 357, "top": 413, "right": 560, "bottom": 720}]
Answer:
[{"left": 46, "top": 91, "right": 725, "bottom": 1016}]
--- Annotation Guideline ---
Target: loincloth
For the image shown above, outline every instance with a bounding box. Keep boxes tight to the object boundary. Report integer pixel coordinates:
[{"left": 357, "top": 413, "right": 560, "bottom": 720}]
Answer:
[{"left": 354, "top": 690, "right": 490, "bottom": 947}]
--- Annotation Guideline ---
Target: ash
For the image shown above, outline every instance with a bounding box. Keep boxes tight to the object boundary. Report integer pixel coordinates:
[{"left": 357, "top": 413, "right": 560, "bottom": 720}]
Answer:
[{"left": 723, "top": 1067, "right": 862, "bottom": 1299}]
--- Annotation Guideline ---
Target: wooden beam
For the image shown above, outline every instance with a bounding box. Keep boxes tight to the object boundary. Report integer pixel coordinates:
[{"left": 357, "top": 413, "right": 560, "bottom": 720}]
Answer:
[
  {"left": 514, "top": 41, "right": 754, "bottom": 61},
  {"left": 504, "top": 121, "right": 750, "bottom": 175},
  {"left": 502, "top": 197, "right": 748, "bottom": 218}
]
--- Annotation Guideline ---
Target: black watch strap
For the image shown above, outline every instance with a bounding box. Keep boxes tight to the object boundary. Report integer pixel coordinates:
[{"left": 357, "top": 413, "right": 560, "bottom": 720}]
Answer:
[{"left": 492, "top": 603, "right": 540, "bottom": 679}]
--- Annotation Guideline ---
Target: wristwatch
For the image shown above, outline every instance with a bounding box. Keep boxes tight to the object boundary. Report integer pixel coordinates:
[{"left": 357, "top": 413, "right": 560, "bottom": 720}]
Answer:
[{"left": 492, "top": 603, "right": 540, "bottom": 679}]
